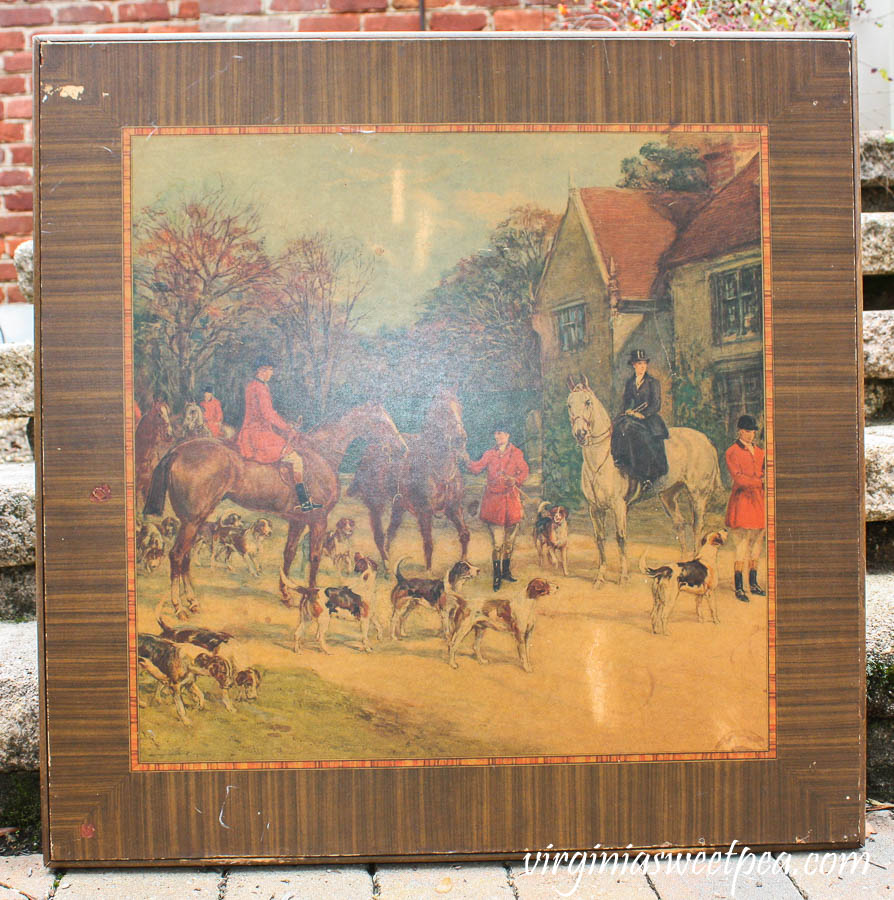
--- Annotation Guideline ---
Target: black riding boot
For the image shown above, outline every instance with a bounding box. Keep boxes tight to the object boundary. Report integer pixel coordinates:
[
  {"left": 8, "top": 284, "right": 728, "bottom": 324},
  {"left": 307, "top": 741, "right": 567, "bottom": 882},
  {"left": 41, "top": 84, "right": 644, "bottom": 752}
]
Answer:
[
  {"left": 492, "top": 552, "right": 502, "bottom": 592},
  {"left": 501, "top": 554, "right": 517, "bottom": 583},
  {"left": 295, "top": 481, "right": 323, "bottom": 512},
  {"left": 749, "top": 569, "right": 766, "bottom": 596},
  {"left": 734, "top": 570, "right": 749, "bottom": 603}
]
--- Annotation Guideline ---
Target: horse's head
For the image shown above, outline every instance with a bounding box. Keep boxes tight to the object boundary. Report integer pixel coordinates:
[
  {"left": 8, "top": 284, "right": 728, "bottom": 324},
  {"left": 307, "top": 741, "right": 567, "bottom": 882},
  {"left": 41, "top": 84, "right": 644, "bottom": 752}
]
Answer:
[
  {"left": 179, "top": 402, "right": 204, "bottom": 437},
  {"left": 365, "top": 402, "right": 409, "bottom": 457},
  {"left": 565, "top": 374, "right": 610, "bottom": 447},
  {"left": 156, "top": 402, "right": 174, "bottom": 442},
  {"left": 426, "top": 389, "right": 467, "bottom": 452}
]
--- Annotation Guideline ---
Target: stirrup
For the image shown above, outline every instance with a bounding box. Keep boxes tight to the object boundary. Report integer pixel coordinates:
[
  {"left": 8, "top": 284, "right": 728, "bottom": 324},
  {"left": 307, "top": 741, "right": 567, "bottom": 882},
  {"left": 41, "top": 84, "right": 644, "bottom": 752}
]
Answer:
[{"left": 298, "top": 499, "right": 323, "bottom": 512}]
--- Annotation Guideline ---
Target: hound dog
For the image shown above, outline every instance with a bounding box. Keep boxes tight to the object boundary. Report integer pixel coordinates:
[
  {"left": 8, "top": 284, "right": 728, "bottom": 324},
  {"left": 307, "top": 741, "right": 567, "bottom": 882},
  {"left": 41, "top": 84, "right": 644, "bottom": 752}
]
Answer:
[
  {"left": 159, "top": 516, "right": 179, "bottom": 551},
  {"left": 390, "top": 557, "right": 481, "bottom": 640},
  {"left": 320, "top": 517, "right": 355, "bottom": 575},
  {"left": 216, "top": 517, "right": 274, "bottom": 577},
  {"left": 193, "top": 512, "right": 243, "bottom": 567},
  {"left": 136, "top": 521, "right": 165, "bottom": 573},
  {"left": 447, "top": 577, "right": 559, "bottom": 672},
  {"left": 279, "top": 571, "right": 331, "bottom": 654},
  {"left": 641, "top": 530, "right": 728, "bottom": 635},
  {"left": 533, "top": 501, "right": 570, "bottom": 576},
  {"left": 137, "top": 633, "right": 201, "bottom": 725},
  {"left": 323, "top": 553, "right": 385, "bottom": 652}
]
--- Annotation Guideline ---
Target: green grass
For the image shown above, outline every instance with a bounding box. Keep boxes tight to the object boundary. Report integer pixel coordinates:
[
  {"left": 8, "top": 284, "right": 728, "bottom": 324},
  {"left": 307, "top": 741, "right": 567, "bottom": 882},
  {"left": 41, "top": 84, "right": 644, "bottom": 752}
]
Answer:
[{"left": 0, "top": 771, "right": 41, "bottom": 856}]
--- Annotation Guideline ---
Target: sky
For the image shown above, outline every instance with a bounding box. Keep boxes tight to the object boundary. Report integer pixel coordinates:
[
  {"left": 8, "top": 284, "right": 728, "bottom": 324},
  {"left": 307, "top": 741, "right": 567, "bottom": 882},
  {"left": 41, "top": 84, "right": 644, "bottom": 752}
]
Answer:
[{"left": 129, "top": 129, "right": 757, "bottom": 330}]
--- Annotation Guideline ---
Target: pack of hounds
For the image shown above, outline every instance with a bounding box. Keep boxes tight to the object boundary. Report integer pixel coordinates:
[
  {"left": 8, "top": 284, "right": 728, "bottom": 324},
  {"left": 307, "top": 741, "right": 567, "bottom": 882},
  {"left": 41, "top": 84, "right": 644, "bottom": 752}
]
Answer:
[{"left": 137, "top": 501, "right": 742, "bottom": 724}]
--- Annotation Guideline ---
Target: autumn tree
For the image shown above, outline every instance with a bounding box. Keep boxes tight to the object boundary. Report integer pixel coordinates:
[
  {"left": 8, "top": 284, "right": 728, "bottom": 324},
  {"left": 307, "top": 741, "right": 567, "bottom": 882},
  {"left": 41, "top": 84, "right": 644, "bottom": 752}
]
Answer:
[
  {"left": 270, "top": 232, "right": 373, "bottom": 423},
  {"left": 419, "top": 204, "right": 560, "bottom": 390},
  {"left": 133, "top": 184, "right": 276, "bottom": 408}
]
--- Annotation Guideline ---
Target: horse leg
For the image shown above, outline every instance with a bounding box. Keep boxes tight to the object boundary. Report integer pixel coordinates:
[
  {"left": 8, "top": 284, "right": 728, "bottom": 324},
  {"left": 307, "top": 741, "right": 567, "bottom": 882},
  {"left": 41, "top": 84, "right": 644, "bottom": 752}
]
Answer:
[
  {"left": 445, "top": 502, "right": 471, "bottom": 563},
  {"left": 613, "top": 497, "right": 629, "bottom": 585},
  {"left": 588, "top": 503, "right": 608, "bottom": 587},
  {"left": 384, "top": 501, "right": 406, "bottom": 565},
  {"left": 658, "top": 485, "right": 688, "bottom": 554},
  {"left": 306, "top": 518, "right": 328, "bottom": 590},
  {"left": 690, "top": 488, "right": 708, "bottom": 556},
  {"left": 282, "top": 520, "right": 308, "bottom": 578},
  {"left": 418, "top": 507, "right": 435, "bottom": 571},
  {"left": 367, "top": 503, "right": 389, "bottom": 572},
  {"left": 169, "top": 521, "right": 199, "bottom": 619}
]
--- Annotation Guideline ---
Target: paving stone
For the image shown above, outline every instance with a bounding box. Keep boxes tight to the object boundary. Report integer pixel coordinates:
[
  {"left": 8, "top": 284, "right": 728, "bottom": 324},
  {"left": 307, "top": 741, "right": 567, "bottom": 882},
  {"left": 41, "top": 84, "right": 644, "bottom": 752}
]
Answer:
[
  {"left": 376, "top": 862, "right": 512, "bottom": 899},
  {"left": 863, "top": 212, "right": 894, "bottom": 276},
  {"left": 786, "top": 810, "right": 894, "bottom": 899},
  {"left": 866, "top": 425, "right": 894, "bottom": 522},
  {"left": 0, "top": 463, "right": 34, "bottom": 568},
  {"left": 55, "top": 868, "right": 223, "bottom": 898},
  {"left": 647, "top": 850, "right": 801, "bottom": 900},
  {"left": 864, "top": 311, "right": 894, "bottom": 380},
  {"left": 0, "top": 853, "right": 56, "bottom": 900},
  {"left": 0, "top": 621, "right": 38, "bottom": 773},
  {"left": 0, "top": 564, "right": 36, "bottom": 622},
  {"left": 0, "top": 344, "right": 33, "bottom": 420},
  {"left": 510, "top": 857, "right": 654, "bottom": 898},
  {"left": 224, "top": 865, "right": 374, "bottom": 898},
  {"left": 862, "top": 132, "right": 894, "bottom": 186}
]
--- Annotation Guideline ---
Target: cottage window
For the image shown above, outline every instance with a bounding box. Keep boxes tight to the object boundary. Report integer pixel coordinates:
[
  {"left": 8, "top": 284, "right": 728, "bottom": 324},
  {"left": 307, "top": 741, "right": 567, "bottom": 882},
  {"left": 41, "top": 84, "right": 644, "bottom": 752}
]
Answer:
[
  {"left": 555, "top": 303, "right": 588, "bottom": 352},
  {"left": 711, "top": 265, "right": 762, "bottom": 343},
  {"left": 715, "top": 364, "right": 764, "bottom": 435}
]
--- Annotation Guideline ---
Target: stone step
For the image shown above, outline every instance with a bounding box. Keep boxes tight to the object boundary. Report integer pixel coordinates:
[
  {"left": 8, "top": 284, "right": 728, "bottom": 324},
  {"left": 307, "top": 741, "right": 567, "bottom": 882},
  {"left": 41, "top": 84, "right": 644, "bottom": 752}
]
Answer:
[
  {"left": 861, "top": 131, "right": 894, "bottom": 187},
  {"left": 0, "top": 621, "right": 38, "bottom": 773},
  {"left": 866, "top": 424, "right": 894, "bottom": 521},
  {"left": 863, "top": 212, "right": 894, "bottom": 276}
]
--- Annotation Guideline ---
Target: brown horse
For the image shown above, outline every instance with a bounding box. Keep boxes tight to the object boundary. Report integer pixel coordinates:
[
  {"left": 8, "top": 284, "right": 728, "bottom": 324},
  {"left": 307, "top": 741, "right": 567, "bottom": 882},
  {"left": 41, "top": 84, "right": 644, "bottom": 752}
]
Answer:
[
  {"left": 349, "top": 389, "right": 470, "bottom": 573},
  {"left": 134, "top": 400, "right": 173, "bottom": 506},
  {"left": 143, "top": 401, "right": 407, "bottom": 618}
]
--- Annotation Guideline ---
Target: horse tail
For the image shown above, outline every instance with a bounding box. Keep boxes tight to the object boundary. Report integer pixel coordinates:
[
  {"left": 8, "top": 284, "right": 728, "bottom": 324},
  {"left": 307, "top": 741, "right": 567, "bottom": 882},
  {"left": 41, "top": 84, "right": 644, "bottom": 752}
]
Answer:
[{"left": 143, "top": 449, "right": 175, "bottom": 518}]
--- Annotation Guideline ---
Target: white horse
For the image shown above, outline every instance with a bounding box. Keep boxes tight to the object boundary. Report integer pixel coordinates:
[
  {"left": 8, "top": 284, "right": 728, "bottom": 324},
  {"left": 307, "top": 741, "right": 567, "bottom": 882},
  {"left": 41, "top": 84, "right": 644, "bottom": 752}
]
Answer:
[{"left": 565, "top": 375, "right": 721, "bottom": 586}]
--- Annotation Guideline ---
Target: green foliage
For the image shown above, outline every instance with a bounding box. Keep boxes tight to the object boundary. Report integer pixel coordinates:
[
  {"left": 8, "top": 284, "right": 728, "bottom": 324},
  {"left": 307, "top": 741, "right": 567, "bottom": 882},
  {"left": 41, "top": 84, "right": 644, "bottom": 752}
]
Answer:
[
  {"left": 672, "top": 349, "right": 729, "bottom": 476},
  {"left": 0, "top": 771, "right": 41, "bottom": 855},
  {"left": 618, "top": 142, "right": 710, "bottom": 194},
  {"left": 541, "top": 380, "right": 585, "bottom": 511}
]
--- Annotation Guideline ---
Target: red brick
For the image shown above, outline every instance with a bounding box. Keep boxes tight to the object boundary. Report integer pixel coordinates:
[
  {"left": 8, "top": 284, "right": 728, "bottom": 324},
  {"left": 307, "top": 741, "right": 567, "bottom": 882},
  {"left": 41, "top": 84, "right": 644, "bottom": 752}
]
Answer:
[
  {"left": 493, "top": 8, "right": 556, "bottom": 27},
  {"left": 0, "top": 262, "right": 16, "bottom": 281},
  {"left": 3, "top": 97, "right": 31, "bottom": 118},
  {"left": 429, "top": 10, "right": 487, "bottom": 29},
  {"left": 0, "top": 169, "right": 30, "bottom": 187},
  {"left": 9, "top": 145, "right": 30, "bottom": 165},
  {"left": 199, "top": 0, "right": 260, "bottom": 13},
  {"left": 298, "top": 13, "right": 360, "bottom": 29},
  {"left": 393, "top": 0, "right": 450, "bottom": 8},
  {"left": 0, "top": 122, "right": 24, "bottom": 141},
  {"left": 146, "top": 22, "right": 198, "bottom": 29},
  {"left": 5, "top": 285, "right": 26, "bottom": 303},
  {"left": 95, "top": 24, "right": 148, "bottom": 31},
  {"left": 57, "top": 4, "right": 114, "bottom": 23},
  {"left": 0, "top": 214, "right": 32, "bottom": 235},
  {"left": 330, "top": 0, "right": 385, "bottom": 11},
  {"left": 0, "top": 31, "right": 25, "bottom": 52},
  {"left": 0, "top": 8, "right": 52, "bottom": 26},
  {"left": 177, "top": 0, "right": 199, "bottom": 16},
  {"left": 118, "top": 1, "right": 171, "bottom": 19},
  {"left": 362, "top": 11, "right": 418, "bottom": 29},
  {"left": 461, "top": 0, "right": 518, "bottom": 7},
  {"left": 0, "top": 76, "right": 26, "bottom": 95},
  {"left": 269, "top": 0, "right": 323, "bottom": 9},
  {"left": 221, "top": 15, "right": 290, "bottom": 28},
  {"left": 5, "top": 190, "right": 31, "bottom": 211},
  {"left": 2, "top": 53, "right": 31, "bottom": 74},
  {"left": 4, "top": 237, "right": 28, "bottom": 256}
]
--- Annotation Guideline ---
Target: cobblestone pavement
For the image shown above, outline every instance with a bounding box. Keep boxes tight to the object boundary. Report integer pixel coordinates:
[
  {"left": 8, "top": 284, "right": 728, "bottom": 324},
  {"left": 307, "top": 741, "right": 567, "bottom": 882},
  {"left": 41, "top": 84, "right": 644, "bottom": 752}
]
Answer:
[{"left": 1, "top": 810, "right": 892, "bottom": 900}]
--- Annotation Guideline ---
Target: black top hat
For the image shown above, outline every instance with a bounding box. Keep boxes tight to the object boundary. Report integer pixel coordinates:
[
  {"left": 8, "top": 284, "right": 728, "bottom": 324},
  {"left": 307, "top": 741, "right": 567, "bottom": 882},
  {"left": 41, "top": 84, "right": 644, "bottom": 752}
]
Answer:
[
  {"left": 627, "top": 349, "right": 649, "bottom": 365},
  {"left": 253, "top": 356, "right": 275, "bottom": 371},
  {"left": 737, "top": 414, "right": 759, "bottom": 431},
  {"left": 202, "top": 385, "right": 213, "bottom": 395},
  {"left": 492, "top": 423, "right": 511, "bottom": 435}
]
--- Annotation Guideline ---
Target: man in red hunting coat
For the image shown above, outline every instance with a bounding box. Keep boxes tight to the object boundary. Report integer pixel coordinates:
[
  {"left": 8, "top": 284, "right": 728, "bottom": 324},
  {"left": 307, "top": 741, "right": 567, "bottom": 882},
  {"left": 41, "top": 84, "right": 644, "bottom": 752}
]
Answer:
[
  {"left": 463, "top": 425, "right": 530, "bottom": 591},
  {"left": 200, "top": 386, "right": 224, "bottom": 438},
  {"left": 725, "top": 414, "right": 766, "bottom": 603},
  {"left": 236, "top": 357, "right": 321, "bottom": 513}
]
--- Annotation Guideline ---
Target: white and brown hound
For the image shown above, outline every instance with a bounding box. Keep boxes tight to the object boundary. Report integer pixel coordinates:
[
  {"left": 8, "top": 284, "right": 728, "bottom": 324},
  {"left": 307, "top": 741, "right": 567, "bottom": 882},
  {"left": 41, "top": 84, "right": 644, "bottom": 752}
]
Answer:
[
  {"left": 533, "top": 501, "right": 570, "bottom": 576},
  {"left": 641, "top": 529, "right": 728, "bottom": 635}
]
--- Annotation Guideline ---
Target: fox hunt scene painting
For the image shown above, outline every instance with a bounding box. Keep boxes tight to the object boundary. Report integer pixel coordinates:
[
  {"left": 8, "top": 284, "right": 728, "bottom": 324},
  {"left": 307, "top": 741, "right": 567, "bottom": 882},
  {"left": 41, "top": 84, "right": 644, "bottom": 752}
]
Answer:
[{"left": 124, "top": 124, "right": 775, "bottom": 771}]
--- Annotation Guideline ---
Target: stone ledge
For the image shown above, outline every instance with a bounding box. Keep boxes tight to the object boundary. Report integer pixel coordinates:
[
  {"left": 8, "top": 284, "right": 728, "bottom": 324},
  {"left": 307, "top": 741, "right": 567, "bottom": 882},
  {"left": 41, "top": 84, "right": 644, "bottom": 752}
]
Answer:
[
  {"left": 0, "top": 462, "right": 34, "bottom": 568},
  {"left": 862, "top": 131, "right": 894, "bottom": 186},
  {"left": 0, "top": 620, "right": 38, "bottom": 773},
  {"left": 864, "top": 310, "right": 894, "bottom": 379},
  {"left": 868, "top": 572, "right": 894, "bottom": 719},
  {"left": 0, "top": 563, "right": 36, "bottom": 622},
  {"left": 0, "top": 342, "right": 33, "bottom": 419},
  {"left": 864, "top": 212, "right": 894, "bottom": 276},
  {"left": 866, "top": 424, "right": 894, "bottom": 521}
]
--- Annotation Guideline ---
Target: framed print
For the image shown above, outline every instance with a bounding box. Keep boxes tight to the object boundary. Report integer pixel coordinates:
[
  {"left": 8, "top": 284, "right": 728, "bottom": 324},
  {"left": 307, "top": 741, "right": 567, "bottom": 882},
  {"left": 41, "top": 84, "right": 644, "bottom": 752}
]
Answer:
[{"left": 34, "top": 33, "right": 864, "bottom": 865}]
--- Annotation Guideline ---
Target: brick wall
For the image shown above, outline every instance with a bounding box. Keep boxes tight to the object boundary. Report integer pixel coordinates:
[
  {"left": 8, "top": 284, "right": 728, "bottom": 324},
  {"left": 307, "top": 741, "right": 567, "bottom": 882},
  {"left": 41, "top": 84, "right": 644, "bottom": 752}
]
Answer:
[{"left": 0, "top": 0, "right": 556, "bottom": 303}]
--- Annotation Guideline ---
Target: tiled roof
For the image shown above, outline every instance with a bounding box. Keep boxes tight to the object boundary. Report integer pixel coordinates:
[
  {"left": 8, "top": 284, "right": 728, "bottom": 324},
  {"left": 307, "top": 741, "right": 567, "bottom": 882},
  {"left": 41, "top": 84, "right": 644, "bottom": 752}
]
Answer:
[
  {"left": 663, "top": 154, "right": 761, "bottom": 268},
  {"left": 576, "top": 187, "right": 678, "bottom": 300}
]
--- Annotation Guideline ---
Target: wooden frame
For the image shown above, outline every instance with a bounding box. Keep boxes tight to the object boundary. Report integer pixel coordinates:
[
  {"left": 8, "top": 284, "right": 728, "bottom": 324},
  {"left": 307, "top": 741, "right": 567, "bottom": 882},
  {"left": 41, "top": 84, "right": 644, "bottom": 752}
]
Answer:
[{"left": 35, "top": 33, "right": 864, "bottom": 865}]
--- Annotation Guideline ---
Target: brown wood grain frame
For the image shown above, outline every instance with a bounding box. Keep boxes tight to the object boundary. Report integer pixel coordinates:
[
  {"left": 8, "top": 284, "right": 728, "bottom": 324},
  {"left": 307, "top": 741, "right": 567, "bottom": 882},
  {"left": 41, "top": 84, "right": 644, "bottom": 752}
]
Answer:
[{"left": 34, "top": 33, "right": 864, "bottom": 865}]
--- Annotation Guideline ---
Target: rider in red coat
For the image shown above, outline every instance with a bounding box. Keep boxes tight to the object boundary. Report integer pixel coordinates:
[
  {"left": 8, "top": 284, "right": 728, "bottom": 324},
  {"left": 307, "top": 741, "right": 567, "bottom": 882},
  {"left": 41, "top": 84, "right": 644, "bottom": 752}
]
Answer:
[
  {"left": 465, "top": 426, "right": 529, "bottom": 591},
  {"left": 200, "top": 387, "right": 224, "bottom": 439},
  {"left": 236, "top": 358, "right": 321, "bottom": 512},
  {"left": 725, "top": 414, "right": 766, "bottom": 602}
]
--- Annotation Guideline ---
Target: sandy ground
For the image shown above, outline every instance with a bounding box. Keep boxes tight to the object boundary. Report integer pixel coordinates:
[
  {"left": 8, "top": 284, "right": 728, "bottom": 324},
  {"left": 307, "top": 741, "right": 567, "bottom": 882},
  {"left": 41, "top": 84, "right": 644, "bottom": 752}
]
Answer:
[{"left": 135, "top": 474, "right": 770, "bottom": 763}]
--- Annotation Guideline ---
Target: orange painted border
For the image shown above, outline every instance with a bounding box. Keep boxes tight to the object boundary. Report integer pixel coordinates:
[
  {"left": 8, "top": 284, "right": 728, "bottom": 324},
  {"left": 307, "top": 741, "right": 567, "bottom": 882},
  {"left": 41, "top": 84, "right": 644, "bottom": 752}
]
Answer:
[{"left": 122, "top": 123, "right": 776, "bottom": 772}]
